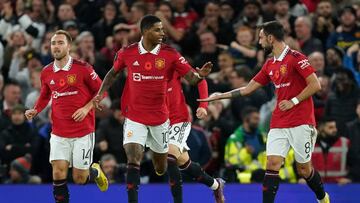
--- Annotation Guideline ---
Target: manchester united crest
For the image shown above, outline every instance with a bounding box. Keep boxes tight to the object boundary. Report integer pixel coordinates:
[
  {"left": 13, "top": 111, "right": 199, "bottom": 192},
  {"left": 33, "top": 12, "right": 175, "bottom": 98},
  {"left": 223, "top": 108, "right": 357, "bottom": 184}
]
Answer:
[
  {"left": 280, "top": 65, "right": 287, "bottom": 76},
  {"left": 155, "top": 58, "right": 165, "bottom": 70},
  {"left": 67, "top": 74, "right": 77, "bottom": 85}
]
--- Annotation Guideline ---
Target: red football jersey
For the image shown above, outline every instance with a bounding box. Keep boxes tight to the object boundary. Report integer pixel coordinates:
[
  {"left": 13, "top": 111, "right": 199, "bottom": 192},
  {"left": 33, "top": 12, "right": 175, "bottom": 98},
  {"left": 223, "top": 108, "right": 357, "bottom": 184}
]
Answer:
[
  {"left": 253, "top": 46, "right": 316, "bottom": 128},
  {"left": 113, "top": 42, "right": 192, "bottom": 125},
  {"left": 167, "top": 71, "right": 208, "bottom": 125},
  {"left": 34, "top": 58, "right": 102, "bottom": 138}
]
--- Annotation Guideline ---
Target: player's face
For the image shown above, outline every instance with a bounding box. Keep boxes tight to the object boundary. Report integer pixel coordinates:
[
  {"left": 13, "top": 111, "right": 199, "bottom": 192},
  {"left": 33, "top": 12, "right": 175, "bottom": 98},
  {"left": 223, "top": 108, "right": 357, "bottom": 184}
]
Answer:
[
  {"left": 145, "top": 22, "right": 165, "bottom": 45},
  {"left": 50, "top": 34, "right": 70, "bottom": 60},
  {"left": 258, "top": 29, "right": 273, "bottom": 55}
]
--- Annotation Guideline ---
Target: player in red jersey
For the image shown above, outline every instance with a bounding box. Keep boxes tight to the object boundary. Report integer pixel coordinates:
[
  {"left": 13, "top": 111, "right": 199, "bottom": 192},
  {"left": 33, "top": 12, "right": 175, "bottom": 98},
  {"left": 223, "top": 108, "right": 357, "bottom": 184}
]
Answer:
[
  {"left": 24, "top": 30, "right": 108, "bottom": 203},
  {"left": 93, "top": 15, "right": 212, "bottom": 203},
  {"left": 166, "top": 72, "right": 225, "bottom": 203},
  {"left": 198, "top": 21, "right": 330, "bottom": 203}
]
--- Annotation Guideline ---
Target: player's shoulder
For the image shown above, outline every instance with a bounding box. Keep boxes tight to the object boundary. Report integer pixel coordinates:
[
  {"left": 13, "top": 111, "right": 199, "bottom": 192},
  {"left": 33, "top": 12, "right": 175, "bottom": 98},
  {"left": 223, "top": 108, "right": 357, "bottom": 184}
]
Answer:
[
  {"left": 43, "top": 62, "right": 54, "bottom": 70},
  {"left": 72, "top": 58, "right": 93, "bottom": 69},
  {"left": 120, "top": 42, "right": 139, "bottom": 53},
  {"left": 288, "top": 49, "right": 306, "bottom": 59},
  {"left": 42, "top": 62, "right": 54, "bottom": 74},
  {"left": 160, "top": 43, "right": 178, "bottom": 53}
]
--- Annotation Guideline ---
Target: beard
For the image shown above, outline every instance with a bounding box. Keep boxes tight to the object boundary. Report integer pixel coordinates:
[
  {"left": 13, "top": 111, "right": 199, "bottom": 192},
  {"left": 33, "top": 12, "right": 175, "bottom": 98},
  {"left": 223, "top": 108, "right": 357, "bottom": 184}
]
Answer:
[
  {"left": 248, "top": 123, "right": 259, "bottom": 133},
  {"left": 263, "top": 45, "right": 273, "bottom": 56},
  {"left": 52, "top": 51, "right": 66, "bottom": 60}
]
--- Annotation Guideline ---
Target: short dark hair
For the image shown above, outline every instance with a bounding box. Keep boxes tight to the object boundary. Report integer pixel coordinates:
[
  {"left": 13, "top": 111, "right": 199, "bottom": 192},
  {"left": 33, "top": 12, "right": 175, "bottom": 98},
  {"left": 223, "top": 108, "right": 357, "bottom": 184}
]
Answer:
[
  {"left": 54, "top": 30, "right": 72, "bottom": 43},
  {"left": 241, "top": 106, "right": 258, "bottom": 121},
  {"left": 258, "top": 21, "right": 285, "bottom": 41},
  {"left": 235, "top": 66, "right": 253, "bottom": 82},
  {"left": 140, "top": 15, "right": 161, "bottom": 34},
  {"left": 318, "top": 116, "right": 336, "bottom": 126}
]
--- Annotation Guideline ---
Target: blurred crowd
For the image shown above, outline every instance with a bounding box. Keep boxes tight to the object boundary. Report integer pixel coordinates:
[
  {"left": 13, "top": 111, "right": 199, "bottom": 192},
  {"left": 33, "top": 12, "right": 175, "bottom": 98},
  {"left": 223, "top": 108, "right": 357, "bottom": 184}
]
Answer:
[{"left": 0, "top": 0, "right": 360, "bottom": 185}]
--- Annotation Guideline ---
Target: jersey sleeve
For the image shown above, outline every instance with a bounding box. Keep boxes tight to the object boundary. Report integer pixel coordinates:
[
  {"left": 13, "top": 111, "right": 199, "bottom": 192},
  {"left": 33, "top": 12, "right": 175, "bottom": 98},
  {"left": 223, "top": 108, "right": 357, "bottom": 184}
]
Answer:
[
  {"left": 34, "top": 71, "right": 51, "bottom": 113},
  {"left": 197, "top": 79, "right": 208, "bottom": 109},
  {"left": 84, "top": 65, "right": 104, "bottom": 97},
  {"left": 113, "top": 49, "right": 126, "bottom": 72},
  {"left": 292, "top": 52, "right": 315, "bottom": 79},
  {"left": 253, "top": 62, "right": 271, "bottom": 86},
  {"left": 172, "top": 51, "right": 192, "bottom": 77}
]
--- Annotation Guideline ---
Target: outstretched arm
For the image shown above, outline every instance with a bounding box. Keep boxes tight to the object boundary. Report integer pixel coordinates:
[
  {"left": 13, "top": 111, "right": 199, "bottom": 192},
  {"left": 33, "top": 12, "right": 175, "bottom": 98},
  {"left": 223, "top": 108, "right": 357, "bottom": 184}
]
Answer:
[{"left": 197, "top": 79, "right": 263, "bottom": 102}]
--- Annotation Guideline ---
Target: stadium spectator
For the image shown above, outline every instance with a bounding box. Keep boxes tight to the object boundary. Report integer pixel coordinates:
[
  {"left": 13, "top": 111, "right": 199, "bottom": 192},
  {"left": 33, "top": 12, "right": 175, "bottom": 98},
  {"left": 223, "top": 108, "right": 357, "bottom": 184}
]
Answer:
[
  {"left": 94, "top": 99, "right": 126, "bottom": 163},
  {"left": 327, "top": 5, "right": 360, "bottom": 50},
  {"left": 294, "top": 16, "right": 323, "bottom": 56},
  {"left": 325, "top": 68, "right": 359, "bottom": 136},
  {"left": 345, "top": 100, "right": 360, "bottom": 183},
  {"left": 0, "top": 104, "right": 36, "bottom": 166},
  {"left": 4, "top": 155, "right": 41, "bottom": 184},
  {"left": 312, "top": 117, "right": 351, "bottom": 183}
]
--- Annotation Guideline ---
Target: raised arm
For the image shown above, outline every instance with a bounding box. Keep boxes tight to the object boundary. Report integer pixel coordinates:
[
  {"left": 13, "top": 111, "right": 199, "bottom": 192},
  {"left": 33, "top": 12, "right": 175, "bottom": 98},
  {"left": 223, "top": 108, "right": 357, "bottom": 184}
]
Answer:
[
  {"left": 183, "top": 61, "right": 213, "bottom": 85},
  {"left": 197, "top": 79, "right": 263, "bottom": 102}
]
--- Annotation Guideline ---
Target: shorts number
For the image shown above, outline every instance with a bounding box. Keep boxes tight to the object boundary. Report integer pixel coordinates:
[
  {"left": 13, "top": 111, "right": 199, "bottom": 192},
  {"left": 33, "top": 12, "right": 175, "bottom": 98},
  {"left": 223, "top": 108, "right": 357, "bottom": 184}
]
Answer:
[
  {"left": 304, "top": 142, "right": 311, "bottom": 154},
  {"left": 82, "top": 149, "right": 90, "bottom": 160},
  {"left": 162, "top": 131, "right": 169, "bottom": 144}
]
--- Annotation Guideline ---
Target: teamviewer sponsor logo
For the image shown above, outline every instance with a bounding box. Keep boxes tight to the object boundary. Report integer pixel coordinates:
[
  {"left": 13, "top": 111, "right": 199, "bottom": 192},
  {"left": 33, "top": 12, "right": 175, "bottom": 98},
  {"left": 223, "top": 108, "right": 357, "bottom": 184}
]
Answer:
[
  {"left": 274, "top": 82, "right": 291, "bottom": 89},
  {"left": 132, "top": 73, "right": 164, "bottom": 81},
  {"left": 52, "top": 91, "right": 79, "bottom": 99},
  {"left": 133, "top": 73, "right": 141, "bottom": 81}
]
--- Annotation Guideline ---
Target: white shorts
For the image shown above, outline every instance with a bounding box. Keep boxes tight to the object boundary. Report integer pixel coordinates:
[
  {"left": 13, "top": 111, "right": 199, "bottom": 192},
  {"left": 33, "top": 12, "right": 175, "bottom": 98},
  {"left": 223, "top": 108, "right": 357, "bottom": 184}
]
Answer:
[
  {"left": 169, "top": 122, "right": 191, "bottom": 153},
  {"left": 123, "top": 118, "right": 169, "bottom": 154},
  {"left": 49, "top": 133, "right": 95, "bottom": 170},
  {"left": 267, "top": 124, "right": 317, "bottom": 163}
]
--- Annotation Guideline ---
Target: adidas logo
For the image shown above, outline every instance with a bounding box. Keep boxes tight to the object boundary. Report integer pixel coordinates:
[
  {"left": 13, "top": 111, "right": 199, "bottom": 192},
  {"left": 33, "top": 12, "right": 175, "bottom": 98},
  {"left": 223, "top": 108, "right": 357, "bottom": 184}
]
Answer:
[
  {"left": 84, "top": 161, "right": 88, "bottom": 165},
  {"left": 50, "top": 80, "right": 55, "bottom": 85},
  {"left": 269, "top": 71, "right": 273, "bottom": 76},
  {"left": 164, "top": 144, "right": 168, "bottom": 149},
  {"left": 133, "top": 61, "right": 139, "bottom": 66}
]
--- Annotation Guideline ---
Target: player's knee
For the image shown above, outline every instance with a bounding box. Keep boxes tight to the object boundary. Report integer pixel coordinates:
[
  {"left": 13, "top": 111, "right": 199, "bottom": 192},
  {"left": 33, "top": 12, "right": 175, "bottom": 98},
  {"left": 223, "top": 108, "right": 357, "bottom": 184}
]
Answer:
[
  {"left": 154, "top": 164, "right": 167, "bottom": 176},
  {"left": 53, "top": 168, "right": 67, "bottom": 180},
  {"left": 127, "top": 157, "right": 141, "bottom": 166},
  {"left": 296, "top": 165, "right": 312, "bottom": 178},
  {"left": 266, "top": 159, "right": 282, "bottom": 171},
  {"left": 73, "top": 174, "right": 87, "bottom": 184}
]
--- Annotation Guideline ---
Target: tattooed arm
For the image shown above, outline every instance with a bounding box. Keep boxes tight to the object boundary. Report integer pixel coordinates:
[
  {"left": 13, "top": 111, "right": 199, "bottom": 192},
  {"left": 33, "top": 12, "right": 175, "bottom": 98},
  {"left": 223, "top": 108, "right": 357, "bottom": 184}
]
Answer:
[
  {"left": 97, "top": 67, "right": 120, "bottom": 96},
  {"left": 197, "top": 79, "right": 263, "bottom": 102},
  {"left": 93, "top": 67, "right": 120, "bottom": 109}
]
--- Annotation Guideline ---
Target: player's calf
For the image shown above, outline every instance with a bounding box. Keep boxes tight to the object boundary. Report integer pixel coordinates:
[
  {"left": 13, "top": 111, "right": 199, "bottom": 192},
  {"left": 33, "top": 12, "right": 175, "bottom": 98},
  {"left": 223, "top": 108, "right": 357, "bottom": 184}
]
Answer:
[
  {"left": 167, "top": 154, "right": 183, "bottom": 203},
  {"left": 262, "top": 169, "right": 280, "bottom": 203},
  {"left": 304, "top": 169, "right": 326, "bottom": 201},
  {"left": 53, "top": 179, "right": 69, "bottom": 203},
  {"left": 127, "top": 163, "right": 140, "bottom": 203}
]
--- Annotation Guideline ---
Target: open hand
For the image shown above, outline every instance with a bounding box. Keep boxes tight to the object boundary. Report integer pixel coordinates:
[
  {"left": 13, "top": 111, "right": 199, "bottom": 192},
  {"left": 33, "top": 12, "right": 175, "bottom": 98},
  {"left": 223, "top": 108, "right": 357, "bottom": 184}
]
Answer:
[
  {"left": 72, "top": 106, "right": 90, "bottom": 122},
  {"left": 196, "top": 61, "right": 213, "bottom": 78}
]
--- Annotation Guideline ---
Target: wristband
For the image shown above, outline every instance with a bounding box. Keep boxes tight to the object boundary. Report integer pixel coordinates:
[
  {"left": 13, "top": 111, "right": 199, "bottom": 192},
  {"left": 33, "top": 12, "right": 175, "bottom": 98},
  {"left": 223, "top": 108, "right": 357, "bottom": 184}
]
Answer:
[{"left": 291, "top": 97, "right": 299, "bottom": 105}]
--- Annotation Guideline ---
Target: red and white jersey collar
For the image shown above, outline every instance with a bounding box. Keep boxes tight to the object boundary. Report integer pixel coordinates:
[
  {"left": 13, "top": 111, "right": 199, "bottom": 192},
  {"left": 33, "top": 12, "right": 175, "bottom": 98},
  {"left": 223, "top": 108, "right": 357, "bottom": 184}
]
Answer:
[
  {"left": 53, "top": 56, "right": 73, "bottom": 72},
  {"left": 138, "top": 38, "right": 161, "bottom": 55},
  {"left": 273, "top": 45, "right": 290, "bottom": 63}
]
